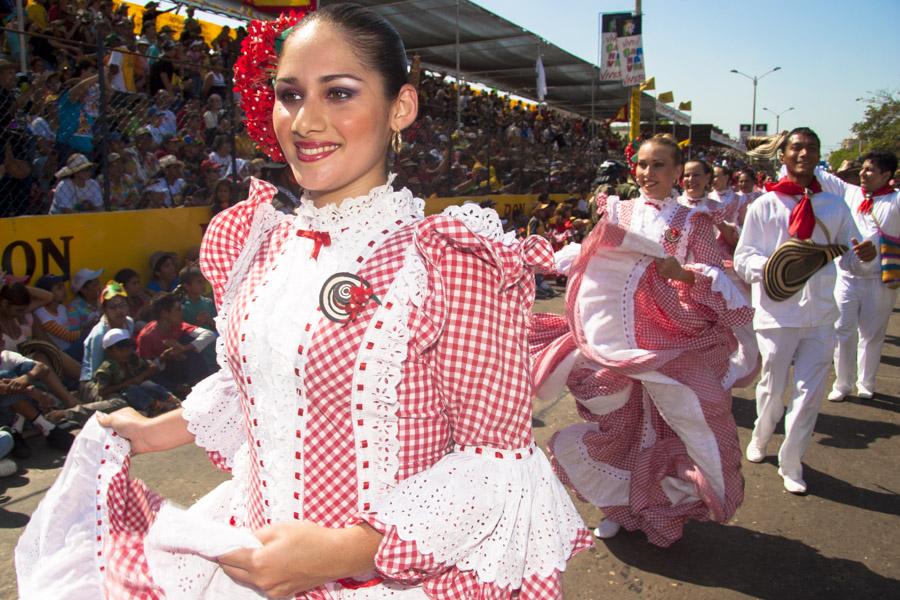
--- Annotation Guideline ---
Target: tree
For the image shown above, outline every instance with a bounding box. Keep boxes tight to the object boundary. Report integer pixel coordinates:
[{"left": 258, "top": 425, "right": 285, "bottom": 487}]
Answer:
[{"left": 829, "top": 90, "right": 899, "bottom": 169}]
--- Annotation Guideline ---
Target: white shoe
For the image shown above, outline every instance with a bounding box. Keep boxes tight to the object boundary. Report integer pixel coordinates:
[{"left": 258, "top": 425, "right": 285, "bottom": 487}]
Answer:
[
  {"left": 827, "top": 388, "right": 847, "bottom": 402},
  {"left": 856, "top": 387, "right": 874, "bottom": 399},
  {"left": 0, "top": 458, "right": 17, "bottom": 477},
  {"left": 778, "top": 468, "right": 807, "bottom": 494},
  {"left": 745, "top": 439, "right": 767, "bottom": 463},
  {"left": 593, "top": 519, "right": 621, "bottom": 539}
]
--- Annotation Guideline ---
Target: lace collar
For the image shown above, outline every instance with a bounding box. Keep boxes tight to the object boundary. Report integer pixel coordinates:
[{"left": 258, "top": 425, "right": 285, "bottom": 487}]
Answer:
[
  {"left": 294, "top": 173, "right": 424, "bottom": 232},
  {"left": 641, "top": 191, "right": 678, "bottom": 211}
]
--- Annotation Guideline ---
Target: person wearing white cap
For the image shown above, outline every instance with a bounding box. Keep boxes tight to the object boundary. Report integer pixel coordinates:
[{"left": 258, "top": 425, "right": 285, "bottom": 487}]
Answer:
[
  {"left": 146, "top": 154, "right": 186, "bottom": 207},
  {"left": 48, "top": 154, "right": 103, "bottom": 214},
  {"left": 69, "top": 267, "right": 103, "bottom": 331},
  {"left": 91, "top": 328, "right": 179, "bottom": 416}
]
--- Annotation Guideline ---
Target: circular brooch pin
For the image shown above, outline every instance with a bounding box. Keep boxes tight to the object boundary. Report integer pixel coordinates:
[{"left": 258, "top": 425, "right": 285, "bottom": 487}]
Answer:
[
  {"left": 664, "top": 227, "right": 682, "bottom": 243},
  {"left": 319, "top": 273, "right": 381, "bottom": 324}
]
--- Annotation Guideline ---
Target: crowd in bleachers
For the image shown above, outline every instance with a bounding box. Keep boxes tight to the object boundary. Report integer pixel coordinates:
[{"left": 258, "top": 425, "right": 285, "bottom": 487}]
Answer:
[{"left": 0, "top": 0, "right": 637, "bottom": 219}]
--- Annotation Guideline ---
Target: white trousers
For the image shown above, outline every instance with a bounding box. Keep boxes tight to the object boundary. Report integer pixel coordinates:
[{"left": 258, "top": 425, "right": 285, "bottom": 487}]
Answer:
[
  {"left": 753, "top": 326, "right": 834, "bottom": 480},
  {"left": 832, "top": 275, "right": 898, "bottom": 394}
]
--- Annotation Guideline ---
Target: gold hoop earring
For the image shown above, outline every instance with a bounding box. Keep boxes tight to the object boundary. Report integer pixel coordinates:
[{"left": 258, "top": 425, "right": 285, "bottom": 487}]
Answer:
[{"left": 391, "top": 129, "right": 403, "bottom": 154}]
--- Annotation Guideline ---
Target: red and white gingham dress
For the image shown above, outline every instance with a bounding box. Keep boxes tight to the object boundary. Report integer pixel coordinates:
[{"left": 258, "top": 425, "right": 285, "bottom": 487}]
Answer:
[
  {"left": 533, "top": 193, "right": 753, "bottom": 547},
  {"left": 18, "top": 177, "right": 590, "bottom": 599}
]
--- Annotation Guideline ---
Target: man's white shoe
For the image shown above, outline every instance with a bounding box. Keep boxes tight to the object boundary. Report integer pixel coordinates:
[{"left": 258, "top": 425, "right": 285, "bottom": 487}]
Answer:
[
  {"left": 593, "top": 519, "right": 621, "bottom": 539},
  {"left": 827, "top": 389, "right": 847, "bottom": 402},
  {"left": 778, "top": 468, "right": 807, "bottom": 494},
  {"left": 856, "top": 388, "right": 874, "bottom": 399},
  {"left": 745, "top": 439, "right": 766, "bottom": 463}
]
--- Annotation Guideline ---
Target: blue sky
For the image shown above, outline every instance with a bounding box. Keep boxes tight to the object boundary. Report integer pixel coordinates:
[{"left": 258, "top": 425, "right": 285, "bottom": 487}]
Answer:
[{"left": 475, "top": 0, "right": 900, "bottom": 153}]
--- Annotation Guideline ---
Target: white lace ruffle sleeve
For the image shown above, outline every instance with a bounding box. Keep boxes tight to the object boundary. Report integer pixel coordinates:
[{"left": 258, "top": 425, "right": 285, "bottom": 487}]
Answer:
[{"left": 181, "top": 368, "right": 245, "bottom": 470}]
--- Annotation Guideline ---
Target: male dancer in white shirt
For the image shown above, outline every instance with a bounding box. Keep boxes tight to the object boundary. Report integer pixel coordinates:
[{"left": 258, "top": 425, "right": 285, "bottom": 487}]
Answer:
[
  {"left": 734, "top": 127, "right": 877, "bottom": 494},
  {"left": 814, "top": 151, "right": 899, "bottom": 401}
]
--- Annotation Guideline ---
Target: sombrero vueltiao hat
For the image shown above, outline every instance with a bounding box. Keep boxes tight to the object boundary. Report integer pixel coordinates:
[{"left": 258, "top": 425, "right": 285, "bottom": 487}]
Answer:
[{"left": 763, "top": 239, "right": 847, "bottom": 301}]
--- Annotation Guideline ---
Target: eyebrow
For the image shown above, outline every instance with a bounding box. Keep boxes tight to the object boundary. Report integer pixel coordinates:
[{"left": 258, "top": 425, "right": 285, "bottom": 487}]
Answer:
[{"left": 274, "top": 74, "right": 364, "bottom": 85}]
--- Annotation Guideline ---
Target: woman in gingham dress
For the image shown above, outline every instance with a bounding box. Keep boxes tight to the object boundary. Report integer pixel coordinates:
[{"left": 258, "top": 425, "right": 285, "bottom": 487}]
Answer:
[
  {"left": 532, "top": 135, "right": 754, "bottom": 547},
  {"left": 15, "top": 4, "right": 590, "bottom": 599}
]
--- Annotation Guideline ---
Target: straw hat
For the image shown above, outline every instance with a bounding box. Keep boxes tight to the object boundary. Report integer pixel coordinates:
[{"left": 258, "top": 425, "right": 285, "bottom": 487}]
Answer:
[{"left": 55, "top": 153, "right": 95, "bottom": 179}]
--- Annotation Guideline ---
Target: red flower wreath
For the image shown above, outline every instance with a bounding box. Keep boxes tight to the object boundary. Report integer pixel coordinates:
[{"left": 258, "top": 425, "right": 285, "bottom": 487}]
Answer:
[{"left": 233, "top": 11, "right": 310, "bottom": 162}]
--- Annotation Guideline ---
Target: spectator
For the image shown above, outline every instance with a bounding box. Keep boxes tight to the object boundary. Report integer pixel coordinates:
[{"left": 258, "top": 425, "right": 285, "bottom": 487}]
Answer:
[
  {"left": 49, "top": 153, "right": 103, "bottom": 214},
  {"left": 178, "top": 266, "right": 216, "bottom": 331},
  {"left": 202, "top": 54, "right": 228, "bottom": 99},
  {"left": 147, "top": 251, "right": 179, "bottom": 294},
  {"left": 0, "top": 424, "right": 16, "bottom": 476},
  {"left": 33, "top": 274, "right": 85, "bottom": 361},
  {"left": 55, "top": 70, "right": 98, "bottom": 155},
  {"left": 208, "top": 177, "right": 234, "bottom": 213},
  {"left": 80, "top": 280, "right": 134, "bottom": 388},
  {"left": 0, "top": 349, "right": 75, "bottom": 455},
  {"left": 202, "top": 93, "right": 223, "bottom": 142},
  {"left": 68, "top": 266, "right": 103, "bottom": 331},
  {"left": 113, "top": 267, "right": 152, "bottom": 326},
  {"left": 0, "top": 280, "right": 82, "bottom": 385},
  {"left": 125, "top": 126, "right": 158, "bottom": 184},
  {"left": 98, "top": 152, "right": 140, "bottom": 210},
  {"left": 136, "top": 292, "right": 214, "bottom": 393},
  {"left": 90, "top": 328, "right": 179, "bottom": 415},
  {"left": 148, "top": 39, "right": 176, "bottom": 95},
  {"left": 145, "top": 154, "right": 186, "bottom": 207}
]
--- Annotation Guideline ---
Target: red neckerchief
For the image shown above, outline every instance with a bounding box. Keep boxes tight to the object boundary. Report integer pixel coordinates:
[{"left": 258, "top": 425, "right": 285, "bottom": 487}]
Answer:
[
  {"left": 858, "top": 184, "right": 895, "bottom": 215},
  {"left": 295, "top": 229, "right": 332, "bottom": 260},
  {"left": 765, "top": 177, "right": 823, "bottom": 239}
]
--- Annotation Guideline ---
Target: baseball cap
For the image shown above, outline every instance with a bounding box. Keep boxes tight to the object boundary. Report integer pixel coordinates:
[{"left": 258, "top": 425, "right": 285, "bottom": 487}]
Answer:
[
  {"left": 35, "top": 274, "right": 68, "bottom": 291},
  {"left": 102, "top": 328, "right": 133, "bottom": 350},
  {"left": 71, "top": 267, "right": 103, "bottom": 293}
]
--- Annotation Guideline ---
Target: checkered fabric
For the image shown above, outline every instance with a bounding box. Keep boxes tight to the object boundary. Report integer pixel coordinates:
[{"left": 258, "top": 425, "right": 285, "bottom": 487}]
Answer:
[
  {"left": 95, "top": 182, "right": 587, "bottom": 598},
  {"left": 536, "top": 201, "right": 751, "bottom": 547}
]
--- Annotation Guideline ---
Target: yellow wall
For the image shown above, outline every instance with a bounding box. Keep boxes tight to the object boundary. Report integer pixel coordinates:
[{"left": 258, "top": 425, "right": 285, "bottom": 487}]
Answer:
[
  {"left": 1, "top": 194, "right": 570, "bottom": 285},
  {"left": 1, "top": 207, "right": 211, "bottom": 287}
]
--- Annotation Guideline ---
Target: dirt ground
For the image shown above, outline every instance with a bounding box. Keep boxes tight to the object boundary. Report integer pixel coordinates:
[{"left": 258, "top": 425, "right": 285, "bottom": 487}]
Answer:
[{"left": 1, "top": 293, "right": 898, "bottom": 599}]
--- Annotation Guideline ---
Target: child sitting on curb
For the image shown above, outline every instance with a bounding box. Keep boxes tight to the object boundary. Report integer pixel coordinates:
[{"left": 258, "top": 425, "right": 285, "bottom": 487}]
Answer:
[
  {"left": 91, "top": 329, "right": 180, "bottom": 417},
  {"left": 178, "top": 266, "right": 216, "bottom": 331}
]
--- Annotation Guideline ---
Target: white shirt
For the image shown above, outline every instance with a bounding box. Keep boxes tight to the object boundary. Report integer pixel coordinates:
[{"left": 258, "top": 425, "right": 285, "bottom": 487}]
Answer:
[
  {"left": 49, "top": 178, "right": 104, "bottom": 214},
  {"left": 734, "top": 188, "right": 862, "bottom": 330},
  {"left": 107, "top": 50, "right": 127, "bottom": 92},
  {"left": 816, "top": 169, "right": 900, "bottom": 279},
  {"left": 146, "top": 177, "right": 186, "bottom": 207}
]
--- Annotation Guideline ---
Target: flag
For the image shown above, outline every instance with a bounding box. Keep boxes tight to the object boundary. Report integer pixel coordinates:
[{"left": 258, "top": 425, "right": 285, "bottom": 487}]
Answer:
[
  {"left": 613, "top": 104, "right": 628, "bottom": 122},
  {"left": 678, "top": 139, "right": 691, "bottom": 149},
  {"left": 629, "top": 87, "right": 641, "bottom": 141},
  {"left": 536, "top": 54, "right": 547, "bottom": 102},
  {"left": 640, "top": 77, "right": 655, "bottom": 92},
  {"left": 679, "top": 101, "right": 692, "bottom": 111},
  {"left": 657, "top": 91, "right": 674, "bottom": 104}
]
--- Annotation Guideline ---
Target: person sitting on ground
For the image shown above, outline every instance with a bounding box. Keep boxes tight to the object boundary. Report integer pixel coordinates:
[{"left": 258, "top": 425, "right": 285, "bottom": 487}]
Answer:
[
  {"left": 33, "top": 274, "right": 86, "bottom": 361},
  {"left": 68, "top": 267, "right": 102, "bottom": 332},
  {"left": 136, "top": 292, "right": 215, "bottom": 394},
  {"left": 0, "top": 349, "right": 76, "bottom": 455},
  {"left": 90, "top": 328, "right": 179, "bottom": 416},
  {"left": 114, "top": 268, "right": 152, "bottom": 327},
  {"left": 48, "top": 153, "right": 103, "bottom": 214},
  {"left": 81, "top": 281, "right": 135, "bottom": 395},
  {"left": 147, "top": 251, "right": 179, "bottom": 294},
  {"left": 178, "top": 266, "right": 216, "bottom": 331},
  {"left": 0, "top": 279, "right": 82, "bottom": 384},
  {"left": 0, "top": 424, "right": 17, "bottom": 477}
]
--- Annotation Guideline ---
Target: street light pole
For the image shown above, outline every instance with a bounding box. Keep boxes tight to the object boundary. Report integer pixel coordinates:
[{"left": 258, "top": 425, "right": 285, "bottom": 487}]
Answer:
[
  {"left": 763, "top": 106, "right": 795, "bottom": 133},
  {"left": 731, "top": 66, "right": 781, "bottom": 137}
]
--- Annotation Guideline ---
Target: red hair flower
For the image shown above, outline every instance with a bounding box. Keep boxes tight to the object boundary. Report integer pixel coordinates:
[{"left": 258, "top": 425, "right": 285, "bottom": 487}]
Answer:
[{"left": 233, "top": 11, "right": 310, "bottom": 162}]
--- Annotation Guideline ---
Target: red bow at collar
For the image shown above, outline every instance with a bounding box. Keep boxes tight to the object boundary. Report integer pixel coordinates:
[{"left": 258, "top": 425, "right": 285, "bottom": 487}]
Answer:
[
  {"left": 296, "top": 229, "right": 332, "bottom": 260},
  {"left": 765, "top": 177, "right": 823, "bottom": 240},
  {"left": 858, "top": 185, "right": 895, "bottom": 215}
]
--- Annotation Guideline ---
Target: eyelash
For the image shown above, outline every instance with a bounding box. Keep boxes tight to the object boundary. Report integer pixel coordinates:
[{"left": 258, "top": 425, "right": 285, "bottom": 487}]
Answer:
[{"left": 276, "top": 88, "right": 355, "bottom": 103}]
